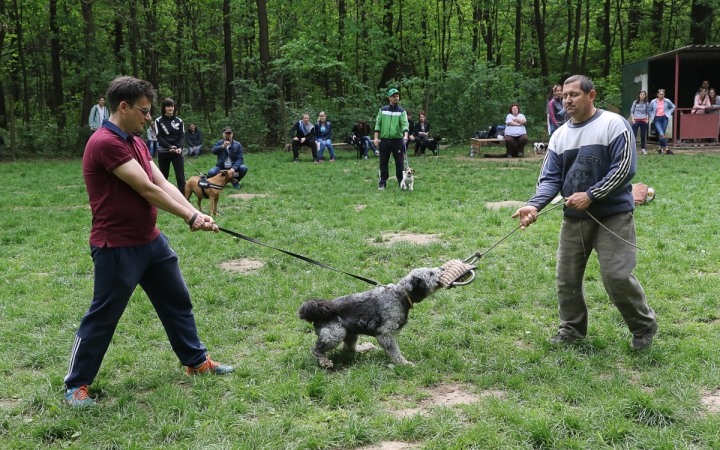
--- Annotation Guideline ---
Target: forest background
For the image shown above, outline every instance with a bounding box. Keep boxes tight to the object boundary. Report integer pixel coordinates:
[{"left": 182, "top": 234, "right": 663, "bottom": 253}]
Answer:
[{"left": 0, "top": 0, "right": 718, "bottom": 157}]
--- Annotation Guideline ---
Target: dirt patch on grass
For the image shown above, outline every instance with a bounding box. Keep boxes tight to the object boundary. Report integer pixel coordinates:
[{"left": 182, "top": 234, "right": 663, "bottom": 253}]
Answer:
[
  {"left": 221, "top": 258, "right": 264, "bottom": 273},
  {"left": 486, "top": 201, "right": 526, "bottom": 210},
  {"left": 57, "top": 184, "right": 84, "bottom": 189},
  {"left": 389, "top": 383, "right": 505, "bottom": 418},
  {"left": 357, "top": 442, "right": 419, "bottom": 450},
  {"left": 0, "top": 399, "right": 20, "bottom": 409},
  {"left": 227, "top": 193, "right": 269, "bottom": 200},
  {"left": 355, "top": 204, "right": 368, "bottom": 211},
  {"left": 371, "top": 233, "right": 440, "bottom": 245},
  {"left": 700, "top": 390, "right": 720, "bottom": 414}
]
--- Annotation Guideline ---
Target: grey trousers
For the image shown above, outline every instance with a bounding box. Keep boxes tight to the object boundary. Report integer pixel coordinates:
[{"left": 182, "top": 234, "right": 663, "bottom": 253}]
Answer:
[{"left": 556, "top": 212, "right": 657, "bottom": 338}]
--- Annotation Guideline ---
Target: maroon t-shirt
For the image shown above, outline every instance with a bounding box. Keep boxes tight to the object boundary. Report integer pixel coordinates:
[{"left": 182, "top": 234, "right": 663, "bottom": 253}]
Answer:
[{"left": 83, "top": 122, "right": 161, "bottom": 247}]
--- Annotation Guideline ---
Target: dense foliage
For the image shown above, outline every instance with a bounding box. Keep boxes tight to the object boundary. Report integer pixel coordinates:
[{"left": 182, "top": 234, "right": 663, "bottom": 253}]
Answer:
[{"left": 0, "top": 0, "right": 718, "bottom": 156}]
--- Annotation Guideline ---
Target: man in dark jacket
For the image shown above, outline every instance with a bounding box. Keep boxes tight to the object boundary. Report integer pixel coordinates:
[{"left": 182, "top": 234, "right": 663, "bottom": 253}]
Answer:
[
  {"left": 186, "top": 123, "right": 204, "bottom": 157},
  {"left": 289, "top": 113, "right": 317, "bottom": 163},
  {"left": 209, "top": 127, "right": 247, "bottom": 189}
]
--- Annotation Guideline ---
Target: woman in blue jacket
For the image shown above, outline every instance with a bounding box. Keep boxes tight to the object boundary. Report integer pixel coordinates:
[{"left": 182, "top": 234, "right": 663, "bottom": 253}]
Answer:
[
  {"left": 648, "top": 89, "right": 676, "bottom": 155},
  {"left": 315, "top": 112, "right": 335, "bottom": 162}
]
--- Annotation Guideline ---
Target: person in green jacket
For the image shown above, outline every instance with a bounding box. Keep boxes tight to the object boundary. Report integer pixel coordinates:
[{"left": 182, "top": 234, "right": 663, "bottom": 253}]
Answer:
[{"left": 373, "top": 89, "right": 409, "bottom": 190}]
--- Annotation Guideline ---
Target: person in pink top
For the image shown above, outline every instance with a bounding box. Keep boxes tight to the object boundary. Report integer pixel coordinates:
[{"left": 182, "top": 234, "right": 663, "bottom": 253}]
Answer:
[
  {"left": 693, "top": 87, "right": 711, "bottom": 114},
  {"left": 648, "top": 89, "right": 675, "bottom": 154}
]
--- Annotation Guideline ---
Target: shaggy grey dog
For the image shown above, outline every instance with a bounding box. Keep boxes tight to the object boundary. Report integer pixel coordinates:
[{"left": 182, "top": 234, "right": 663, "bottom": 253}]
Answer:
[{"left": 298, "top": 267, "right": 444, "bottom": 369}]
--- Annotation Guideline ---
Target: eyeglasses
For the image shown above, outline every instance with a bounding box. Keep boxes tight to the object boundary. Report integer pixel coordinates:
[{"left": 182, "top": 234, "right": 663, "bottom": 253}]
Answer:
[{"left": 130, "top": 103, "right": 151, "bottom": 116}]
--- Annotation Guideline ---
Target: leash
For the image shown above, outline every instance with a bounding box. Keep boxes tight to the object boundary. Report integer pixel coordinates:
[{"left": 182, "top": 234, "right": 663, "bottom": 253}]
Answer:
[
  {"left": 403, "top": 140, "right": 409, "bottom": 169},
  {"left": 218, "top": 227, "right": 382, "bottom": 286},
  {"left": 183, "top": 154, "right": 204, "bottom": 176}
]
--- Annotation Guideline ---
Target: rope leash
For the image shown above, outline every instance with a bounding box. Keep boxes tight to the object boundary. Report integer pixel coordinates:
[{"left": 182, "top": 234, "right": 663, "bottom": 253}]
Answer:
[
  {"left": 218, "top": 227, "right": 382, "bottom": 286},
  {"left": 183, "top": 154, "right": 204, "bottom": 176}
]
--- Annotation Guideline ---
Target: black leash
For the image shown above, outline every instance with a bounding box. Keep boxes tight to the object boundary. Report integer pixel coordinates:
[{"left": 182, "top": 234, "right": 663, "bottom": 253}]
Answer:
[
  {"left": 218, "top": 227, "right": 382, "bottom": 286},
  {"left": 183, "top": 154, "right": 204, "bottom": 176}
]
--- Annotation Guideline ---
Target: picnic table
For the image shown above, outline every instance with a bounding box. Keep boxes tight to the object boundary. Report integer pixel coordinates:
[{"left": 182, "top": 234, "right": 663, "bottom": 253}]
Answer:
[{"left": 469, "top": 138, "right": 503, "bottom": 157}]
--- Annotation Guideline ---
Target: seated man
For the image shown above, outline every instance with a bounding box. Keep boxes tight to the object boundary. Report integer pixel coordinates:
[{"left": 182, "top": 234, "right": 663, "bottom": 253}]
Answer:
[
  {"left": 209, "top": 126, "right": 247, "bottom": 189},
  {"left": 186, "top": 123, "right": 204, "bottom": 157},
  {"left": 289, "top": 113, "right": 318, "bottom": 163}
]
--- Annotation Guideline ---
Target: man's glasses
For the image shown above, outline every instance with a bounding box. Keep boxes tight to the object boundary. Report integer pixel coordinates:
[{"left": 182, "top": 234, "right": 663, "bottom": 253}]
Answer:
[{"left": 130, "top": 104, "right": 151, "bottom": 116}]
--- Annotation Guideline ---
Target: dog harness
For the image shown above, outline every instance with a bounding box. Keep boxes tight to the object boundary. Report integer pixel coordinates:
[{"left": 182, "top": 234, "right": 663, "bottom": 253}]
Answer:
[{"left": 197, "top": 176, "right": 225, "bottom": 199}]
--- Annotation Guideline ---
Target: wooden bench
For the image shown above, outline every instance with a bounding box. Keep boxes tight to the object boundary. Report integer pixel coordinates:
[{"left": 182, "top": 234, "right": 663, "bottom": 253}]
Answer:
[
  {"left": 469, "top": 138, "right": 503, "bottom": 157},
  {"left": 283, "top": 141, "right": 361, "bottom": 158}
]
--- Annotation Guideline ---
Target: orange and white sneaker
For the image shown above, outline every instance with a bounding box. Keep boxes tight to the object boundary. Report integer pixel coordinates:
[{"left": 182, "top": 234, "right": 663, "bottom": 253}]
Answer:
[
  {"left": 185, "top": 355, "right": 234, "bottom": 375},
  {"left": 64, "top": 385, "right": 96, "bottom": 407}
]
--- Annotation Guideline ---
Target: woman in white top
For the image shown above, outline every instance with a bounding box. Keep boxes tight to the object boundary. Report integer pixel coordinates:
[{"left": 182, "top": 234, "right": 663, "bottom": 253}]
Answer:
[{"left": 504, "top": 103, "right": 528, "bottom": 158}]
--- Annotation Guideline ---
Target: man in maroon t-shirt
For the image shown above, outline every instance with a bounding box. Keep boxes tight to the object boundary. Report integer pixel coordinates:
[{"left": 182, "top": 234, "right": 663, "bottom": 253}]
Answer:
[{"left": 64, "top": 77, "right": 234, "bottom": 407}]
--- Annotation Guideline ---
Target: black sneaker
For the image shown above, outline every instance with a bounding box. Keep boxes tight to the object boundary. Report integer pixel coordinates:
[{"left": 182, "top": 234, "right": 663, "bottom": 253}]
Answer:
[
  {"left": 378, "top": 184, "right": 386, "bottom": 191},
  {"left": 631, "top": 323, "right": 658, "bottom": 350},
  {"left": 549, "top": 332, "right": 578, "bottom": 344},
  {"left": 293, "top": 158, "right": 300, "bottom": 163},
  {"left": 657, "top": 149, "right": 663, "bottom": 155},
  {"left": 665, "top": 149, "right": 674, "bottom": 155}
]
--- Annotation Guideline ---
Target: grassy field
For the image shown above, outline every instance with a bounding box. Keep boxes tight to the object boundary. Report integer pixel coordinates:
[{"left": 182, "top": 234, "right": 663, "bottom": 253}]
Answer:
[{"left": 2, "top": 144, "right": 720, "bottom": 449}]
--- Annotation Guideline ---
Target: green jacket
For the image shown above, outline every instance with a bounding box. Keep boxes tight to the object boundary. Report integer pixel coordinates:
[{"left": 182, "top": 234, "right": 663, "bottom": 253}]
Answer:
[{"left": 374, "top": 104, "right": 409, "bottom": 139}]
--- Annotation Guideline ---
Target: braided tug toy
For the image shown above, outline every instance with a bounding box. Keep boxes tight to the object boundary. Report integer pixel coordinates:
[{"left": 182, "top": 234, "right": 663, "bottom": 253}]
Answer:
[{"left": 439, "top": 259, "right": 478, "bottom": 288}]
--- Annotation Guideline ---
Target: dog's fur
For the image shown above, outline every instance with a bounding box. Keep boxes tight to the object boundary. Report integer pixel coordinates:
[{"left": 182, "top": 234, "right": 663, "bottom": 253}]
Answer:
[
  {"left": 534, "top": 142, "right": 547, "bottom": 154},
  {"left": 298, "top": 267, "right": 444, "bottom": 368},
  {"left": 400, "top": 167, "right": 415, "bottom": 191},
  {"left": 184, "top": 170, "right": 234, "bottom": 216}
]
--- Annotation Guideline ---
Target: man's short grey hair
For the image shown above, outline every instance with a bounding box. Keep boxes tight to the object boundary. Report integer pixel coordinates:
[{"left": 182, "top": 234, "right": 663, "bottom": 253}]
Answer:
[
  {"left": 564, "top": 75, "right": 594, "bottom": 94},
  {"left": 105, "top": 77, "right": 157, "bottom": 114}
]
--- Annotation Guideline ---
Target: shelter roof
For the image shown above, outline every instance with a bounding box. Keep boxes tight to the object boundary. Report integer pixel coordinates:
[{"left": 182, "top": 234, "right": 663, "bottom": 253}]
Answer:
[{"left": 642, "top": 45, "right": 720, "bottom": 63}]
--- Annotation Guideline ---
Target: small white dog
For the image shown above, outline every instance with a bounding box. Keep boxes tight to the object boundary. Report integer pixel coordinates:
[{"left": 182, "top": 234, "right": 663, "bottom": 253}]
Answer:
[
  {"left": 400, "top": 167, "right": 415, "bottom": 191},
  {"left": 534, "top": 142, "right": 547, "bottom": 154}
]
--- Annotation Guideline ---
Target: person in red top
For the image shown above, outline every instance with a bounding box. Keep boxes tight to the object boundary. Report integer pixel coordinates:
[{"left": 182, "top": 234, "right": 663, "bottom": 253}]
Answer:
[{"left": 63, "top": 76, "right": 234, "bottom": 407}]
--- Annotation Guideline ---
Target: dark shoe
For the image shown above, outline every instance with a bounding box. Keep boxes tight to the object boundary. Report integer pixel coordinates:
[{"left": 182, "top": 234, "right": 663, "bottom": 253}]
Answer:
[
  {"left": 378, "top": 184, "right": 386, "bottom": 191},
  {"left": 231, "top": 182, "right": 240, "bottom": 189},
  {"left": 293, "top": 158, "right": 300, "bottom": 163},
  {"left": 665, "top": 149, "right": 674, "bottom": 155},
  {"left": 549, "top": 332, "right": 578, "bottom": 344},
  {"left": 517, "top": 152, "right": 523, "bottom": 157},
  {"left": 631, "top": 323, "right": 658, "bottom": 350},
  {"left": 658, "top": 149, "right": 663, "bottom": 155}
]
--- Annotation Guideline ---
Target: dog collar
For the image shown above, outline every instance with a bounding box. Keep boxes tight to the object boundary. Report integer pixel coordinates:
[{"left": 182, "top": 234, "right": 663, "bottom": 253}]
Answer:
[{"left": 402, "top": 287, "right": 413, "bottom": 309}]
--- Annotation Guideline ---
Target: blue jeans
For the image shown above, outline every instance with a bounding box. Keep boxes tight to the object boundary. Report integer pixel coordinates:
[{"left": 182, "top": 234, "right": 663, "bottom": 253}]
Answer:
[
  {"left": 653, "top": 116, "right": 668, "bottom": 148},
  {"left": 188, "top": 145, "right": 202, "bottom": 157},
  {"left": 147, "top": 140, "right": 158, "bottom": 157},
  {"left": 631, "top": 121, "right": 648, "bottom": 149},
  {"left": 317, "top": 139, "right": 335, "bottom": 160},
  {"left": 64, "top": 234, "right": 208, "bottom": 388},
  {"left": 208, "top": 164, "right": 248, "bottom": 181},
  {"left": 360, "top": 136, "right": 377, "bottom": 157}
]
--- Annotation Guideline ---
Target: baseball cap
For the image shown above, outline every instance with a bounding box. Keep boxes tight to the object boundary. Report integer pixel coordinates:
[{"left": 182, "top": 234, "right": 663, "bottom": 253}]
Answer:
[
  {"left": 388, "top": 88, "right": 399, "bottom": 96},
  {"left": 223, "top": 126, "right": 233, "bottom": 133}
]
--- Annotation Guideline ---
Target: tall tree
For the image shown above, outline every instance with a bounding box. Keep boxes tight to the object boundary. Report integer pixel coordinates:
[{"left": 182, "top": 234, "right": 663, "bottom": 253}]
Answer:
[
  {"left": 223, "top": 0, "right": 233, "bottom": 116},
  {"left": 49, "top": 0, "right": 66, "bottom": 130},
  {"left": 689, "top": 0, "right": 712, "bottom": 44},
  {"left": 377, "top": 0, "right": 398, "bottom": 90},
  {"left": 80, "top": 0, "right": 96, "bottom": 127},
  {"left": 514, "top": 0, "right": 521, "bottom": 72},
  {"left": 533, "top": 0, "right": 548, "bottom": 78}
]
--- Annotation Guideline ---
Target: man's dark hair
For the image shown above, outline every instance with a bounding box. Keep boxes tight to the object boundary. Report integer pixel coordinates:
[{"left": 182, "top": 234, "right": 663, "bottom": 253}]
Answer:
[
  {"left": 564, "top": 75, "right": 594, "bottom": 94},
  {"left": 98, "top": 96, "right": 104, "bottom": 101},
  {"left": 105, "top": 77, "right": 157, "bottom": 113}
]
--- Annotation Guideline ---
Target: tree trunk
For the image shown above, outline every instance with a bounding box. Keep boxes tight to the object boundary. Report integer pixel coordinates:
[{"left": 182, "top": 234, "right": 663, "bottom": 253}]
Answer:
[
  {"left": 257, "top": 0, "right": 270, "bottom": 69},
  {"left": 0, "top": 0, "right": 6, "bottom": 128},
  {"left": 650, "top": 0, "right": 663, "bottom": 44},
  {"left": 129, "top": 0, "right": 139, "bottom": 78},
  {"left": 602, "top": 0, "right": 611, "bottom": 77},
  {"left": 144, "top": 0, "right": 159, "bottom": 90},
  {"left": 336, "top": 0, "right": 346, "bottom": 105},
  {"left": 8, "top": 92, "right": 16, "bottom": 159},
  {"left": 562, "top": 0, "right": 572, "bottom": 73},
  {"left": 580, "top": 0, "right": 590, "bottom": 73},
  {"left": 627, "top": 0, "right": 640, "bottom": 49},
  {"left": 571, "top": 1, "right": 581, "bottom": 73},
  {"left": 223, "top": 0, "right": 233, "bottom": 116},
  {"left": 80, "top": 0, "right": 96, "bottom": 127},
  {"left": 533, "top": 0, "right": 548, "bottom": 78},
  {"left": 689, "top": 0, "right": 712, "bottom": 44},
  {"left": 377, "top": 0, "right": 397, "bottom": 90},
  {"left": 49, "top": 0, "right": 66, "bottom": 130},
  {"left": 10, "top": 0, "right": 30, "bottom": 123},
  {"left": 514, "top": 1, "right": 521, "bottom": 72},
  {"left": 113, "top": 19, "right": 124, "bottom": 65}
]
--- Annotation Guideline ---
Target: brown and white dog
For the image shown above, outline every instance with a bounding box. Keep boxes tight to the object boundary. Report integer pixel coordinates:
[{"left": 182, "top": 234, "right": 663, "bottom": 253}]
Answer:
[
  {"left": 184, "top": 170, "right": 234, "bottom": 216},
  {"left": 400, "top": 167, "right": 415, "bottom": 191}
]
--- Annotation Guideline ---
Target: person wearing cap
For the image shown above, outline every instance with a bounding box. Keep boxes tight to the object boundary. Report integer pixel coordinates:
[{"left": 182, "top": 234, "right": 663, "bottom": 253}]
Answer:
[
  {"left": 186, "top": 123, "right": 204, "bottom": 158},
  {"left": 209, "top": 127, "right": 247, "bottom": 189},
  {"left": 289, "top": 113, "right": 318, "bottom": 163},
  {"left": 373, "top": 88, "right": 409, "bottom": 190}
]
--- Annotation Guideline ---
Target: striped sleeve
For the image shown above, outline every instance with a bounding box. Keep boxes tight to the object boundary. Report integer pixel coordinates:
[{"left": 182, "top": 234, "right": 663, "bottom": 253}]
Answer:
[{"left": 588, "top": 128, "right": 635, "bottom": 201}]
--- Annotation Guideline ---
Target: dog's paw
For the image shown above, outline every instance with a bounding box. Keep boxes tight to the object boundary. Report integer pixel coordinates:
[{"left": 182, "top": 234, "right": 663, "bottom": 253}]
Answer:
[
  {"left": 355, "top": 342, "right": 376, "bottom": 353},
  {"left": 318, "top": 359, "right": 334, "bottom": 369}
]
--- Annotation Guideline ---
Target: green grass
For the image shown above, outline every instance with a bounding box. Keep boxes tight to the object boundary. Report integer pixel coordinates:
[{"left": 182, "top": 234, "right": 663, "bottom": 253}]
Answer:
[{"left": 2, "top": 145, "right": 720, "bottom": 448}]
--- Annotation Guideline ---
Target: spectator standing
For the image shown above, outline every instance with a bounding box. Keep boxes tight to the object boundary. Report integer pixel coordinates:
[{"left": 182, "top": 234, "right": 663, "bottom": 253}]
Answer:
[
  {"left": 648, "top": 89, "right": 675, "bottom": 155},
  {"left": 512, "top": 74, "right": 657, "bottom": 350},
  {"left": 414, "top": 111, "right": 432, "bottom": 156},
  {"left": 289, "top": 113, "right": 318, "bottom": 163},
  {"left": 547, "top": 84, "right": 566, "bottom": 136},
  {"left": 146, "top": 121, "right": 158, "bottom": 157},
  {"left": 209, "top": 126, "right": 247, "bottom": 189},
  {"left": 630, "top": 91, "right": 650, "bottom": 155},
  {"left": 708, "top": 88, "right": 720, "bottom": 143},
  {"left": 155, "top": 98, "right": 187, "bottom": 191},
  {"left": 352, "top": 120, "right": 378, "bottom": 159},
  {"left": 63, "top": 76, "right": 233, "bottom": 408},
  {"left": 88, "top": 97, "right": 108, "bottom": 132},
  {"left": 186, "top": 123, "right": 204, "bottom": 157},
  {"left": 504, "top": 103, "right": 528, "bottom": 158},
  {"left": 315, "top": 112, "right": 336, "bottom": 162},
  {"left": 373, "top": 88, "right": 409, "bottom": 190},
  {"left": 693, "top": 87, "right": 711, "bottom": 114}
]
